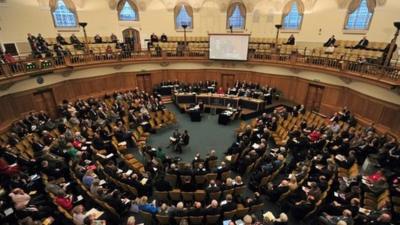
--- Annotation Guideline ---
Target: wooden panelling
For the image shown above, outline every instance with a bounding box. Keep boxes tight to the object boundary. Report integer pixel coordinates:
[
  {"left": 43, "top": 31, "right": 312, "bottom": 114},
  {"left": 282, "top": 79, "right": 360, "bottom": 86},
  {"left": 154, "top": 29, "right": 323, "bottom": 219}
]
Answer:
[{"left": 0, "top": 69, "right": 399, "bottom": 136}]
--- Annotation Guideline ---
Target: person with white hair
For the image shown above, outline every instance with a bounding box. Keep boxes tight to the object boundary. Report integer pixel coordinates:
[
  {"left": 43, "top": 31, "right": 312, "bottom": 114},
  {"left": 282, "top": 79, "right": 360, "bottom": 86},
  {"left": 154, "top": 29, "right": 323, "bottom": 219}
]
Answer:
[{"left": 319, "top": 209, "right": 353, "bottom": 225}]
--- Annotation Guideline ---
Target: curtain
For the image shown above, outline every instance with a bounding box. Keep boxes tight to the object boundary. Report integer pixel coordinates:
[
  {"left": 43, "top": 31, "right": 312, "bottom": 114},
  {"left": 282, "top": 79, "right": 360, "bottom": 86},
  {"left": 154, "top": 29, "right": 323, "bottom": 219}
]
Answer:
[
  {"left": 226, "top": 3, "right": 246, "bottom": 29},
  {"left": 348, "top": 0, "right": 376, "bottom": 14},
  {"left": 366, "top": 0, "right": 376, "bottom": 13},
  {"left": 348, "top": 0, "right": 361, "bottom": 14},
  {"left": 49, "top": 0, "right": 76, "bottom": 13},
  {"left": 117, "top": 0, "right": 139, "bottom": 18},
  {"left": 282, "top": 0, "right": 304, "bottom": 18},
  {"left": 174, "top": 3, "right": 193, "bottom": 29}
]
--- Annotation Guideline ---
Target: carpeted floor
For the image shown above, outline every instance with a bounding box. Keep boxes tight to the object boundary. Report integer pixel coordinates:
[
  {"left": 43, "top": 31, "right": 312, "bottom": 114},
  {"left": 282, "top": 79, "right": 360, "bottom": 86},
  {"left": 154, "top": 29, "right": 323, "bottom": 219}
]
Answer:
[
  {"left": 145, "top": 104, "right": 240, "bottom": 162},
  {"left": 128, "top": 103, "right": 310, "bottom": 225}
]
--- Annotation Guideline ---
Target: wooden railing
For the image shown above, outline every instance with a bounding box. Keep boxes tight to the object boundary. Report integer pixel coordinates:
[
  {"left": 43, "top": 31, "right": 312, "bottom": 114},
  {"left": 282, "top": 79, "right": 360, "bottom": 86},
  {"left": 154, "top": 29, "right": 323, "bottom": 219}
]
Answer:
[{"left": 1, "top": 50, "right": 399, "bottom": 86}]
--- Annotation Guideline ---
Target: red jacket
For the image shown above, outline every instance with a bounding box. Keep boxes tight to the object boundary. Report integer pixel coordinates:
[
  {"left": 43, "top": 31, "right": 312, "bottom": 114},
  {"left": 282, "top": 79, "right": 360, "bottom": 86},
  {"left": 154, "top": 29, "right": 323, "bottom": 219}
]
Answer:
[{"left": 55, "top": 196, "right": 73, "bottom": 210}]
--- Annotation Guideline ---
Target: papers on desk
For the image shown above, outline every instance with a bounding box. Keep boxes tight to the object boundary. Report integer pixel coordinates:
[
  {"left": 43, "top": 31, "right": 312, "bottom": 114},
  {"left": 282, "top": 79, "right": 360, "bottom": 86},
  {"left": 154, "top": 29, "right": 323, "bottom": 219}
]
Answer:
[
  {"left": 76, "top": 195, "right": 84, "bottom": 202},
  {"left": 170, "top": 137, "right": 176, "bottom": 142},
  {"left": 359, "top": 207, "right": 371, "bottom": 215},
  {"left": 225, "top": 155, "right": 232, "bottom": 161},
  {"left": 30, "top": 174, "right": 40, "bottom": 181},
  {"left": 99, "top": 180, "right": 106, "bottom": 186},
  {"left": 125, "top": 169, "right": 133, "bottom": 176},
  {"left": 335, "top": 154, "right": 346, "bottom": 161},
  {"left": 92, "top": 220, "right": 106, "bottom": 225},
  {"left": 85, "top": 208, "right": 104, "bottom": 219},
  {"left": 263, "top": 211, "right": 276, "bottom": 221},
  {"left": 4, "top": 208, "right": 14, "bottom": 216},
  {"left": 235, "top": 220, "right": 244, "bottom": 225},
  {"left": 140, "top": 178, "right": 148, "bottom": 185},
  {"left": 252, "top": 143, "right": 260, "bottom": 149},
  {"left": 118, "top": 141, "right": 127, "bottom": 146}
]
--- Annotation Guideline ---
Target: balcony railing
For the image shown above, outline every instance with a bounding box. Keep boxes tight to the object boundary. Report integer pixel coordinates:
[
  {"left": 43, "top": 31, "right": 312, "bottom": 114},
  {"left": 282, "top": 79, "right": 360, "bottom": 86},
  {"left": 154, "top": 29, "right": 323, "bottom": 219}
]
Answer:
[{"left": 1, "top": 50, "right": 399, "bottom": 86}]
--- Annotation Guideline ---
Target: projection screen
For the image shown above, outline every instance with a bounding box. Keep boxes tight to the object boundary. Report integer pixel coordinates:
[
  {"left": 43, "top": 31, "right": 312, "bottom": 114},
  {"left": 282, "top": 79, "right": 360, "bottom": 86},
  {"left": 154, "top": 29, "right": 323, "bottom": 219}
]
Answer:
[{"left": 209, "top": 34, "right": 250, "bottom": 61}]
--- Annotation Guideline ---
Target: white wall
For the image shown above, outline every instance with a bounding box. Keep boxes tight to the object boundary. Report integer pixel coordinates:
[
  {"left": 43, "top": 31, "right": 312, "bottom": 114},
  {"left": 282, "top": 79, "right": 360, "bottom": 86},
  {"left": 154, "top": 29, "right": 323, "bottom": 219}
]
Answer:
[{"left": 1, "top": 0, "right": 400, "bottom": 53}]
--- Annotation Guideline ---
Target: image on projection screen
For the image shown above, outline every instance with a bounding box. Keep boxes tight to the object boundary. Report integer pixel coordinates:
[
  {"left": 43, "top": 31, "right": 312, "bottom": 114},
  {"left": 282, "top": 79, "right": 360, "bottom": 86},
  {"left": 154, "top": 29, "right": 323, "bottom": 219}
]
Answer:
[{"left": 209, "top": 35, "right": 249, "bottom": 61}]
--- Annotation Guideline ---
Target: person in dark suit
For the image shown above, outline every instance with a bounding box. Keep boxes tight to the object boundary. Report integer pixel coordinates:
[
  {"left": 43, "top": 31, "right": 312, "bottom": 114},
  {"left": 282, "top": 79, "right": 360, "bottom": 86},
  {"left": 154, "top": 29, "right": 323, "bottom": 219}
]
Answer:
[
  {"left": 188, "top": 202, "right": 205, "bottom": 217},
  {"left": 206, "top": 179, "right": 220, "bottom": 195},
  {"left": 160, "top": 33, "right": 168, "bottom": 42},
  {"left": 205, "top": 200, "right": 221, "bottom": 215},
  {"left": 56, "top": 33, "right": 68, "bottom": 45},
  {"left": 94, "top": 34, "right": 103, "bottom": 43},
  {"left": 354, "top": 36, "right": 369, "bottom": 49},
  {"left": 221, "top": 194, "right": 237, "bottom": 213},
  {"left": 181, "top": 130, "right": 190, "bottom": 146},
  {"left": 264, "top": 180, "right": 290, "bottom": 202},
  {"left": 154, "top": 177, "right": 172, "bottom": 192},
  {"left": 324, "top": 35, "right": 336, "bottom": 47},
  {"left": 286, "top": 34, "right": 295, "bottom": 45}
]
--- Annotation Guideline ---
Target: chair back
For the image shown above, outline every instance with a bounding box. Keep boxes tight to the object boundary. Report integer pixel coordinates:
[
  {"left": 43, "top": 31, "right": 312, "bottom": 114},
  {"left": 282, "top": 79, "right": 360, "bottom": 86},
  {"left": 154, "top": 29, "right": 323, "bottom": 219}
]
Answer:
[
  {"left": 169, "top": 189, "right": 182, "bottom": 202},
  {"left": 165, "top": 173, "right": 177, "bottom": 187},
  {"left": 208, "top": 191, "right": 221, "bottom": 201},
  {"left": 189, "top": 216, "right": 204, "bottom": 225},
  {"left": 195, "top": 175, "right": 207, "bottom": 185},
  {"left": 140, "top": 210, "right": 153, "bottom": 225},
  {"left": 206, "top": 173, "right": 218, "bottom": 182},
  {"left": 174, "top": 216, "right": 188, "bottom": 224},
  {"left": 208, "top": 160, "right": 218, "bottom": 170},
  {"left": 154, "top": 191, "right": 169, "bottom": 202},
  {"left": 194, "top": 190, "right": 206, "bottom": 202},
  {"left": 221, "top": 171, "right": 231, "bottom": 181},
  {"left": 181, "top": 192, "right": 194, "bottom": 202},
  {"left": 156, "top": 214, "right": 170, "bottom": 225},
  {"left": 223, "top": 209, "right": 237, "bottom": 219},
  {"left": 234, "top": 185, "right": 246, "bottom": 196},
  {"left": 249, "top": 202, "right": 264, "bottom": 214},
  {"left": 205, "top": 214, "right": 220, "bottom": 224},
  {"left": 235, "top": 206, "right": 249, "bottom": 218}
]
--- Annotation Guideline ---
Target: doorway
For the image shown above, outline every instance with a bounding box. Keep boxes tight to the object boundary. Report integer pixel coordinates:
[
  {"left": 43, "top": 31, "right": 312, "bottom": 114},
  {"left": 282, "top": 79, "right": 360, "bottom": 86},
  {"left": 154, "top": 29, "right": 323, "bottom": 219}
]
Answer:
[
  {"left": 221, "top": 74, "right": 235, "bottom": 90},
  {"left": 305, "top": 84, "right": 325, "bottom": 112},
  {"left": 33, "top": 89, "right": 57, "bottom": 118},
  {"left": 136, "top": 74, "right": 152, "bottom": 93},
  {"left": 122, "top": 28, "right": 141, "bottom": 52}
]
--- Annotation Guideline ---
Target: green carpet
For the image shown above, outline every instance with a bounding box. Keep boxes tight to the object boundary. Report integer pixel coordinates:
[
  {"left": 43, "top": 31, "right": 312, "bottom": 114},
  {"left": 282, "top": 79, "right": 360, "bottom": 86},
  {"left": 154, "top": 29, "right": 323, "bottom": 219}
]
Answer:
[{"left": 146, "top": 104, "right": 240, "bottom": 162}]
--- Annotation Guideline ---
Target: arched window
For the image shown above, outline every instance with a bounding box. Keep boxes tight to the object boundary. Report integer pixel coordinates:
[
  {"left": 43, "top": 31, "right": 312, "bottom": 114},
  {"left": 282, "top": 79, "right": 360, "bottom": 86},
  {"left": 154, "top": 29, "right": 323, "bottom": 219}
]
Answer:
[
  {"left": 50, "top": 0, "right": 78, "bottom": 28},
  {"left": 174, "top": 3, "right": 193, "bottom": 30},
  {"left": 227, "top": 3, "right": 246, "bottom": 30},
  {"left": 345, "top": 0, "right": 375, "bottom": 30},
  {"left": 282, "top": 0, "right": 304, "bottom": 30},
  {"left": 117, "top": 0, "right": 139, "bottom": 21}
]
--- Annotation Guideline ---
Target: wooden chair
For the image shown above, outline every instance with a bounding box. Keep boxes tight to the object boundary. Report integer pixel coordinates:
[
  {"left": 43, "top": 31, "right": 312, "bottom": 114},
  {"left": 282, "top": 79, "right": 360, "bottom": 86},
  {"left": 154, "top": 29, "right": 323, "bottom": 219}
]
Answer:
[
  {"left": 140, "top": 210, "right": 153, "bottom": 225},
  {"left": 206, "top": 173, "right": 218, "bottom": 182},
  {"left": 234, "top": 185, "right": 246, "bottom": 196},
  {"left": 249, "top": 202, "right": 264, "bottom": 214},
  {"left": 189, "top": 216, "right": 204, "bottom": 225},
  {"left": 235, "top": 206, "right": 249, "bottom": 218},
  {"left": 181, "top": 192, "right": 194, "bottom": 202},
  {"left": 195, "top": 175, "right": 207, "bottom": 185},
  {"left": 174, "top": 216, "right": 188, "bottom": 225},
  {"left": 194, "top": 190, "right": 206, "bottom": 202},
  {"left": 205, "top": 214, "right": 220, "bottom": 225},
  {"left": 169, "top": 189, "right": 181, "bottom": 202},
  {"left": 156, "top": 214, "right": 170, "bottom": 225},
  {"left": 153, "top": 191, "right": 169, "bottom": 202},
  {"left": 208, "top": 191, "right": 221, "bottom": 201},
  {"left": 165, "top": 173, "right": 177, "bottom": 187},
  {"left": 221, "top": 171, "right": 231, "bottom": 181},
  {"left": 222, "top": 189, "right": 234, "bottom": 198},
  {"left": 223, "top": 209, "right": 237, "bottom": 219}
]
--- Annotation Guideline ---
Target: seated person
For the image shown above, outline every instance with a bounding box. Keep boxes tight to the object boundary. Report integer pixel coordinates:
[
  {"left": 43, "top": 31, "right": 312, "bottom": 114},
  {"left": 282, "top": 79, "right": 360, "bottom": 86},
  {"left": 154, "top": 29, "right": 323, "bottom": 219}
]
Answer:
[
  {"left": 285, "top": 34, "right": 295, "bottom": 45},
  {"left": 56, "top": 33, "right": 68, "bottom": 45},
  {"left": 94, "top": 34, "right": 103, "bottom": 43},
  {"left": 354, "top": 36, "right": 369, "bottom": 49},
  {"left": 324, "top": 35, "right": 336, "bottom": 47},
  {"left": 160, "top": 33, "right": 168, "bottom": 42}
]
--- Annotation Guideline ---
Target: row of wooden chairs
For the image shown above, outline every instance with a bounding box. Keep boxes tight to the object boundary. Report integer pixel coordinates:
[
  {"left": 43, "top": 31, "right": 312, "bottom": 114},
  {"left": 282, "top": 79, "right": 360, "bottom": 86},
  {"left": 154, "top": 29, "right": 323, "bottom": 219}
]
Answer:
[{"left": 153, "top": 186, "right": 246, "bottom": 204}]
